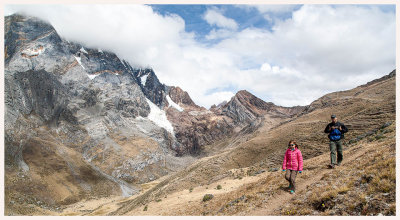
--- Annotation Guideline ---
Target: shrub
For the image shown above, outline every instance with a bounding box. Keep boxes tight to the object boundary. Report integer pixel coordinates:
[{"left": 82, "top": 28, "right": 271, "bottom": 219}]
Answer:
[
  {"left": 143, "top": 205, "right": 148, "bottom": 211},
  {"left": 203, "top": 194, "right": 214, "bottom": 202},
  {"left": 217, "top": 185, "right": 222, "bottom": 190}
]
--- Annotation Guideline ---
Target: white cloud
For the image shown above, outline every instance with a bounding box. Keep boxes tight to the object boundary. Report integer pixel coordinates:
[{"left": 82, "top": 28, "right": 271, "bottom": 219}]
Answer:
[
  {"left": 251, "top": 5, "right": 300, "bottom": 14},
  {"left": 212, "top": 5, "right": 395, "bottom": 106},
  {"left": 5, "top": 5, "right": 395, "bottom": 109},
  {"left": 205, "top": 28, "right": 236, "bottom": 40},
  {"left": 237, "top": 4, "right": 300, "bottom": 24},
  {"left": 5, "top": 5, "right": 187, "bottom": 68},
  {"left": 203, "top": 8, "right": 238, "bottom": 30}
]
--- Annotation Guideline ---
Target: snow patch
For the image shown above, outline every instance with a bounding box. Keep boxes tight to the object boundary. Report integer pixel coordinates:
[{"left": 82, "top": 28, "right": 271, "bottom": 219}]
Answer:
[
  {"left": 145, "top": 98, "right": 174, "bottom": 134},
  {"left": 98, "top": 48, "right": 103, "bottom": 53},
  {"left": 87, "top": 74, "right": 97, "bottom": 80},
  {"left": 80, "top": 47, "right": 88, "bottom": 54},
  {"left": 74, "top": 56, "right": 85, "bottom": 69},
  {"left": 141, "top": 74, "right": 149, "bottom": 86},
  {"left": 166, "top": 95, "right": 184, "bottom": 112}
]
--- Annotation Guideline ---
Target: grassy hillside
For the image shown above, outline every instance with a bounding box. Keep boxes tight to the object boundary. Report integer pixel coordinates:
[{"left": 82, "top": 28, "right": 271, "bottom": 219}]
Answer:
[{"left": 109, "top": 121, "right": 394, "bottom": 216}]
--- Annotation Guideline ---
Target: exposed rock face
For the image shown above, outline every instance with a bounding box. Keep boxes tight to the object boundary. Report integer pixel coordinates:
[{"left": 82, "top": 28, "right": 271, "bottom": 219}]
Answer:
[
  {"left": 134, "top": 68, "right": 168, "bottom": 108},
  {"left": 163, "top": 85, "right": 237, "bottom": 155},
  {"left": 210, "top": 100, "right": 228, "bottom": 111},
  {"left": 217, "top": 90, "right": 306, "bottom": 125},
  {"left": 164, "top": 89, "right": 305, "bottom": 155},
  {"left": 166, "top": 107, "right": 235, "bottom": 155},
  {"left": 167, "top": 86, "right": 198, "bottom": 107},
  {"left": 5, "top": 69, "right": 71, "bottom": 126},
  {"left": 66, "top": 41, "right": 132, "bottom": 77}
]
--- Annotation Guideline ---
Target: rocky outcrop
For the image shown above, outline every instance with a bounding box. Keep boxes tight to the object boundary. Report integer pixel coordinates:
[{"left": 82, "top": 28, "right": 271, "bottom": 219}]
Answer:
[
  {"left": 5, "top": 69, "right": 72, "bottom": 126},
  {"left": 210, "top": 100, "right": 228, "bottom": 111},
  {"left": 167, "top": 86, "right": 198, "bottom": 108},
  {"left": 164, "top": 88, "right": 305, "bottom": 155},
  {"left": 166, "top": 107, "right": 235, "bottom": 155},
  {"left": 163, "top": 86, "right": 237, "bottom": 155},
  {"left": 218, "top": 90, "right": 305, "bottom": 125},
  {"left": 134, "top": 68, "right": 168, "bottom": 108}
]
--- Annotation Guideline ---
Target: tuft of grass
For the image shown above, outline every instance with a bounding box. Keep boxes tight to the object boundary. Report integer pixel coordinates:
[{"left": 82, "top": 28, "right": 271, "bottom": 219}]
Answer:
[
  {"left": 281, "top": 207, "right": 312, "bottom": 216},
  {"left": 366, "top": 157, "right": 395, "bottom": 194},
  {"left": 189, "top": 188, "right": 193, "bottom": 193},
  {"left": 155, "top": 199, "right": 162, "bottom": 202},
  {"left": 216, "top": 185, "right": 222, "bottom": 190},
  {"left": 337, "top": 186, "right": 350, "bottom": 194},
  {"left": 143, "top": 205, "right": 148, "bottom": 211},
  {"left": 203, "top": 194, "right": 214, "bottom": 202}
]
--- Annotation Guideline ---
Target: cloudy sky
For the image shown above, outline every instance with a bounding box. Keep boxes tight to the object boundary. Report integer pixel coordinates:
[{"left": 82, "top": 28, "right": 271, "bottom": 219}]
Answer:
[{"left": 5, "top": 4, "right": 396, "bottom": 108}]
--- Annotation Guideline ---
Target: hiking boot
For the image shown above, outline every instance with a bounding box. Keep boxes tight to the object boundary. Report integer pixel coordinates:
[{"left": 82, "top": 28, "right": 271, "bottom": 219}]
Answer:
[
  {"left": 290, "top": 190, "right": 295, "bottom": 194},
  {"left": 329, "top": 164, "right": 335, "bottom": 169},
  {"left": 288, "top": 183, "right": 293, "bottom": 190}
]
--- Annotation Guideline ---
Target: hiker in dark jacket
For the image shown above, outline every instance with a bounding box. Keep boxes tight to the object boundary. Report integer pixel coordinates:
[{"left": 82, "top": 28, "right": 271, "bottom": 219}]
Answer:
[{"left": 324, "top": 114, "right": 348, "bottom": 168}]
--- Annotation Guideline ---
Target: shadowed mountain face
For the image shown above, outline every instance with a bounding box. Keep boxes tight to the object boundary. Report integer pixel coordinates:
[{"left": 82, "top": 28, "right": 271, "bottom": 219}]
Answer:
[{"left": 4, "top": 13, "right": 395, "bottom": 216}]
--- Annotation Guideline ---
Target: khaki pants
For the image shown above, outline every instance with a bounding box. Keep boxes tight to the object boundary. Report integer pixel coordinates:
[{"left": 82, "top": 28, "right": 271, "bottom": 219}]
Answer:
[
  {"left": 329, "top": 140, "right": 343, "bottom": 165},
  {"left": 285, "top": 170, "right": 298, "bottom": 191}
]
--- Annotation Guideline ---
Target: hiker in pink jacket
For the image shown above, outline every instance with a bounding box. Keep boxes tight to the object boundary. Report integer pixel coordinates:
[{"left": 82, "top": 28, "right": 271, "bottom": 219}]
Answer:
[{"left": 282, "top": 140, "right": 303, "bottom": 194}]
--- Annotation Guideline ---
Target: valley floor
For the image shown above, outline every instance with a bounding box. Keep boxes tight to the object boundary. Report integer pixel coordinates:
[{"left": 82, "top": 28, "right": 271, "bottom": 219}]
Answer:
[{"left": 46, "top": 122, "right": 395, "bottom": 216}]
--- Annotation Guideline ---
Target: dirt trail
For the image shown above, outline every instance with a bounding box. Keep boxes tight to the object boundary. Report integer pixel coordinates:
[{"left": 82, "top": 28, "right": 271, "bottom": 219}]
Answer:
[{"left": 246, "top": 144, "right": 366, "bottom": 215}]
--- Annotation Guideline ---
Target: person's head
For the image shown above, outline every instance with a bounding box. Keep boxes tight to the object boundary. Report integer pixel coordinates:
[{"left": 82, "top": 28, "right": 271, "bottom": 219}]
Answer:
[
  {"left": 331, "top": 114, "right": 338, "bottom": 123},
  {"left": 288, "top": 140, "right": 298, "bottom": 149}
]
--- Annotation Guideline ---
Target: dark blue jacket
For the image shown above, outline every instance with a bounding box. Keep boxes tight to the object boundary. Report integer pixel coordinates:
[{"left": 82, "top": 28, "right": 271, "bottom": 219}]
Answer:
[{"left": 324, "top": 121, "right": 348, "bottom": 140}]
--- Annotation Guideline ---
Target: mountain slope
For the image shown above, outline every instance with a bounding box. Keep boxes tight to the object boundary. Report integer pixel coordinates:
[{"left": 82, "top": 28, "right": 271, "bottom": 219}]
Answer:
[
  {"left": 4, "top": 14, "right": 191, "bottom": 214},
  {"left": 219, "top": 90, "right": 305, "bottom": 125},
  {"left": 31, "top": 116, "right": 394, "bottom": 216},
  {"left": 114, "top": 122, "right": 394, "bottom": 216},
  {"left": 108, "top": 70, "right": 395, "bottom": 215}
]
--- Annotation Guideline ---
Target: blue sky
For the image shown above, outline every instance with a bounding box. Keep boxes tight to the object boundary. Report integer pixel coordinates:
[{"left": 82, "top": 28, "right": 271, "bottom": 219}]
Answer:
[
  {"left": 5, "top": 4, "right": 396, "bottom": 108},
  {"left": 150, "top": 5, "right": 301, "bottom": 44}
]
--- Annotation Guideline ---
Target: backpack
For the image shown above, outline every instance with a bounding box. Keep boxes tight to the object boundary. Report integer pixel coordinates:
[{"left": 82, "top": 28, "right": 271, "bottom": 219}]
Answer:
[{"left": 329, "top": 128, "right": 342, "bottom": 141}]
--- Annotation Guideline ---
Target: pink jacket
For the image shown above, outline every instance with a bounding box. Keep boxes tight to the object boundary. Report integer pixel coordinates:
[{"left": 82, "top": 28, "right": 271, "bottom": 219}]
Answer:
[{"left": 282, "top": 148, "right": 303, "bottom": 171}]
